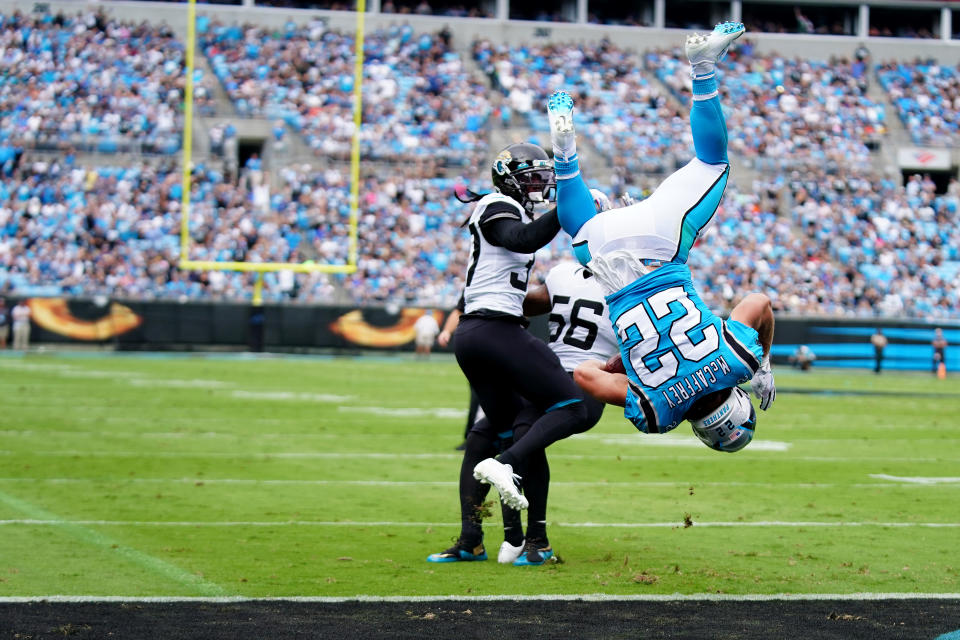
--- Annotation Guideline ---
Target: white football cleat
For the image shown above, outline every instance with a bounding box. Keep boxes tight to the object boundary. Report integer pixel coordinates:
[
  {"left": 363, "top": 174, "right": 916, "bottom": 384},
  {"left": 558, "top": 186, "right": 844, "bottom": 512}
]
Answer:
[
  {"left": 473, "top": 458, "right": 528, "bottom": 510},
  {"left": 547, "top": 90, "right": 577, "bottom": 163},
  {"left": 685, "top": 21, "right": 745, "bottom": 75},
  {"left": 498, "top": 539, "right": 525, "bottom": 564}
]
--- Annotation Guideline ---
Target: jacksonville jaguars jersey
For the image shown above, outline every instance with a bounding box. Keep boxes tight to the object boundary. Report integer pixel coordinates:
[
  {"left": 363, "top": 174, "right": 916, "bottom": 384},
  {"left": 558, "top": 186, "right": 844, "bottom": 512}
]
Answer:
[
  {"left": 544, "top": 262, "right": 618, "bottom": 372},
  {"left": 463, "top": 193, "right": 535, "bottom": 317},
  {"left": 607, "top": 263, "right": 762, "bottom": 434},
  {"left": 571, "top": 159, "right": 729, "bottom": 295}
]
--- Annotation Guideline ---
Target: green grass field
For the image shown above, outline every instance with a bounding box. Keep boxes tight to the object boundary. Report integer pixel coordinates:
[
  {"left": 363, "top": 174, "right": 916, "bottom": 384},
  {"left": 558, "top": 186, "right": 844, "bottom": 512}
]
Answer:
[{"left": 0, "top": 353, "right": 958, "bottom": 598}]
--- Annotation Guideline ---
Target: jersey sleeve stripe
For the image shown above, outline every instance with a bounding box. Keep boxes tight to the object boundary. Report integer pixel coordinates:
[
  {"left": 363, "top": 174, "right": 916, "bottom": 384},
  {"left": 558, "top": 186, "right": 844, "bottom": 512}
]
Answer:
[
  {"left": 483, "top": 212, "right": 524, "bottom": 224},
  {"left": 465, "top": 221, "right": 482, "bottom": 286},
  {"left": 629, "top": 379, "right": 660, "bottom": 434},
  {"left": 722, "top": 322, "right": 761, "bottom": 373},
  {"left": 478, "top": 201, "right": 523, "bottom": 225}
]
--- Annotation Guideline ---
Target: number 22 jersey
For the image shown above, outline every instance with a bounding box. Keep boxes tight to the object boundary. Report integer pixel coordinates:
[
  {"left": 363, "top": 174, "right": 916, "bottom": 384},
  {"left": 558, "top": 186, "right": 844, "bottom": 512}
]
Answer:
[{"left": 607, "top": 263, "right": 763, "bottom": 434}]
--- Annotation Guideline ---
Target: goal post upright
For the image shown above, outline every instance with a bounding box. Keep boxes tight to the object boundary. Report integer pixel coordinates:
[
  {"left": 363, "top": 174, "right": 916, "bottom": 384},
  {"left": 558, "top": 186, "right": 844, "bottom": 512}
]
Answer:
[
  {"left": 178, "top": 0, "right": 365, "bottom": 276},
  {"left": 178, "top": 0, "right": 197, "bottom": 266}
]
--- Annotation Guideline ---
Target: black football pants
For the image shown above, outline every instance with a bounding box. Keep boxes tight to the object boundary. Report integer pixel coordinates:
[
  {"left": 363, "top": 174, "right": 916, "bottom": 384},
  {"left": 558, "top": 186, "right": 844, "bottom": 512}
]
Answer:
[{"left": 454, "top": 316, "right": 591, "bottom": 467}]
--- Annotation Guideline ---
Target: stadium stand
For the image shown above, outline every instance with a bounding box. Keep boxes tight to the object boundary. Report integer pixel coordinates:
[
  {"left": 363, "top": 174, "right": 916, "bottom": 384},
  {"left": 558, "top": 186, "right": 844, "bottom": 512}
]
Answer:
[
  {"left": 0, "top": 10, "right": 215, "bottom": 155},
  {"left": 200, "top": 20, "right": 491, "bottom": 167},
  {"left": 648, "top": 43, "right": 886, "bottom": 173},
  {"left": 692, "top": 175, "right": 959, "bottom": 320},
  {"left": 0, "top": 6, "right": 958, "bottom": 321},
  {"left": 779, "top": 168, "right": 960, "bottom": 319},
  {"left": 877, "top": 61, "right": 960, "bottom": 147},
  {"left": 472, "top": 38, "right": 689, "bottom": 175}
]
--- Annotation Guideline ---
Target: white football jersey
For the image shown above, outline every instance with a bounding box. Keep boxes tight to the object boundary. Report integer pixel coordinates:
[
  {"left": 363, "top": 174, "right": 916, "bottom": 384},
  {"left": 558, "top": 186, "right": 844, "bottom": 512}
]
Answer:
[
  {"left": 544, "top": 262, "right": 618, "bottom": 372},
  {"left": 463, "top": 193, "right": 535, "bottom": 317}
]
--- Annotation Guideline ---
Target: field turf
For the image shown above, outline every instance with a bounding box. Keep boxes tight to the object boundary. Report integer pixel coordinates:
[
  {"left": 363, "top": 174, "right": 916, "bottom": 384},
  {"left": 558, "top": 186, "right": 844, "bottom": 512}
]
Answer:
[{"left": 0, "top": 353, "right": 958, "bottom": 599}]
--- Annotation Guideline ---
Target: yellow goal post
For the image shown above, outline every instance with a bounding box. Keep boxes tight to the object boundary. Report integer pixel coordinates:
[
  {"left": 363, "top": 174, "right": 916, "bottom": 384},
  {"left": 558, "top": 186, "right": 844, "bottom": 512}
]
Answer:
[{"left": 177, "top": 0, "right": 366, "bottom": 276}]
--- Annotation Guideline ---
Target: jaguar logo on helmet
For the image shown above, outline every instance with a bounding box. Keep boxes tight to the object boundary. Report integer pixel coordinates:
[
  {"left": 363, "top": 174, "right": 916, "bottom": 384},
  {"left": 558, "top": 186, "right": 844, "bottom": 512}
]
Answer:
[{"left": 493, "top": 150, "right": 513, "bottom": 176}]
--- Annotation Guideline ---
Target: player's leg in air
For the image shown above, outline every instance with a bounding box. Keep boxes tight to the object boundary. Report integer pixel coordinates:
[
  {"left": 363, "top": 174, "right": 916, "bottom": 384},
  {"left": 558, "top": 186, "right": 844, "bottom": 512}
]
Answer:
[
  {"left": 487, "top": 394, "right": 605, "bottom": 565},
  {"left": 549, "top": 21, "right": 743, "bottom": 250},
  {"left": 467, "top": 333, "right": 589, "bottom": 511}
]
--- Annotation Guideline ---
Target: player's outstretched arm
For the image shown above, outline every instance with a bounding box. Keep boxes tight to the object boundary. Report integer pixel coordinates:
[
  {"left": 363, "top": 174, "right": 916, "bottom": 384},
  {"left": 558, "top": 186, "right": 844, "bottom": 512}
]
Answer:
[
  {"left": 574, "top": 360, "right": 628, "bottom": 407},
  {"left": 731, "top": 293, "right": 776, "bottom": 410}
]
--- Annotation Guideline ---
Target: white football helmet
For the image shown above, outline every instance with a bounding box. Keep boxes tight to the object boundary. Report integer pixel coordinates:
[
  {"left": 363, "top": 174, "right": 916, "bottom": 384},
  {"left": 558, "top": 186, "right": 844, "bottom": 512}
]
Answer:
[{"left": 689, "top": 386, "right": 756, "bottom": 453}]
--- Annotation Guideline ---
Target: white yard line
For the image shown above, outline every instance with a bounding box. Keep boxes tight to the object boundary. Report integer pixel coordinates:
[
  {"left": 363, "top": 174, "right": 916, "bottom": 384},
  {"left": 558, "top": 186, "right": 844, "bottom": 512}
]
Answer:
[
  {"left": 0, "top": 450, "right": 955, "bottom": 463},
  {"left": 0, "top": 593, "right": 958, "bottom": 603},
  {"left": 0, "top": 477, "right": 955, "bottom": 489},
  {"left": 338, "top": 406, "right": 466, "bottom": 419},
  {"left": 0, "top": 519, "right": 957, "bottom": 528},
  {"left": 870, "top": 474, "right": 960, "bottom": 484},
  {"left": 230, "top": 390, "right": 354, "bottom": 402},
  {"left": 575, "top": 434, "right": 792, "bottom": 451},
  {"left": 127, "top": 379, "right": 232, "bottom": 388},
  {"left": 0, "top": 489, "right": 226, "bottom": 596},
  {"left": 0, "top": 429, "right": 338, "bottom": 438}
]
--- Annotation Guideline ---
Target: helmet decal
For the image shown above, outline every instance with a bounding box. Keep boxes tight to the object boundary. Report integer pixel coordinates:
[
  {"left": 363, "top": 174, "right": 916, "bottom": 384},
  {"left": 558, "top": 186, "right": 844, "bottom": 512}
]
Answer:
[
  {"left": 690, "top": 387, "right": 756, "bottom": 453},
  {"left": 493, "top": 150, "right": 512, "bottom": 176}
]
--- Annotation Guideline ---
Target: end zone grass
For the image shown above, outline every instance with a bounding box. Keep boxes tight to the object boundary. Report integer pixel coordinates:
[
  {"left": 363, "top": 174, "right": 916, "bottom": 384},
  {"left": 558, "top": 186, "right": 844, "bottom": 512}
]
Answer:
[{"left": 0, "top": 355, "right": 957, "bottom": 597}]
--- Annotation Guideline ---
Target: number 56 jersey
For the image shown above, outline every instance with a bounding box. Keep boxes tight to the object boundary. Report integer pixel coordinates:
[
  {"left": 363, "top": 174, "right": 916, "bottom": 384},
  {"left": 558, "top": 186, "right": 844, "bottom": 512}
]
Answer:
[
  {"left": 544, "top": 262, "right": 618, "bottom": 372},
  {"left": 607, "top": 263, "right": 763, "bottom": 434}
]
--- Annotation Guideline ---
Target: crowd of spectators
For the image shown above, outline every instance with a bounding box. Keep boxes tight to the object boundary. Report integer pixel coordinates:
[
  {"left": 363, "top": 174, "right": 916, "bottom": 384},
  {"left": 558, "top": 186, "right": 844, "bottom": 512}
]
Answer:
[
  {"left": 200, "top": 20, "right": 491, "bottom": 168},
  {"left": 2, "top": 150, "right": 958, "bottom": 319},
  {"left": 473, "top": 38, "right": 689, "bottom": 176},
  {"left": 0, "top": 148, "right": 577, "bottom": 306},
  {"left": 648, "top": 42, "right": 885, "bottom": 173},
  {"left": 0, "top": 11, "right": 957, "bottom": 320},
  {"left": 877, "top": 61, "right": 960, "bottom": 147},
  {"left": 681, "top": 170, "right": 958, "bottom": 320},
  {"left": 0, "top": 11, "right": 215, "bottom": 155},
  {"left": 777, "top": 169, "right": 960, "bottom": 319}
]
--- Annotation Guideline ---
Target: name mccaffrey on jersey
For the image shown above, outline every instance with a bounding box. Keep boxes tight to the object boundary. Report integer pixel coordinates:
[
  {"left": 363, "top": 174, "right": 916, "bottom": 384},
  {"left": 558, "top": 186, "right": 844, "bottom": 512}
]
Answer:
[{"left": 660, "top": 355, "right": 733, "bottom": 409}]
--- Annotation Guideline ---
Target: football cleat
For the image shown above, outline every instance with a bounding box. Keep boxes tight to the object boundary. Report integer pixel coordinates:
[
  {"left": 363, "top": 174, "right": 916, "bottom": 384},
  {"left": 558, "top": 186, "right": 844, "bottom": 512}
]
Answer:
[
  {"left": 473, "top": 458, "right": 528, "bottom": 510},
  {"left": 426, "top": 539, "right": 488, "bottom": 563},
  {"left": 512, "top": 539, "right": 554, "bottom": 566},
  {"left": 498, "top": 539, "right": 525, "bottom": 564},
  {"left": 685, "top": 21, "right": 745, "bottom": 75},
  {"left": 547, "top": 90, "right": 577, "bottom": 163}
]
